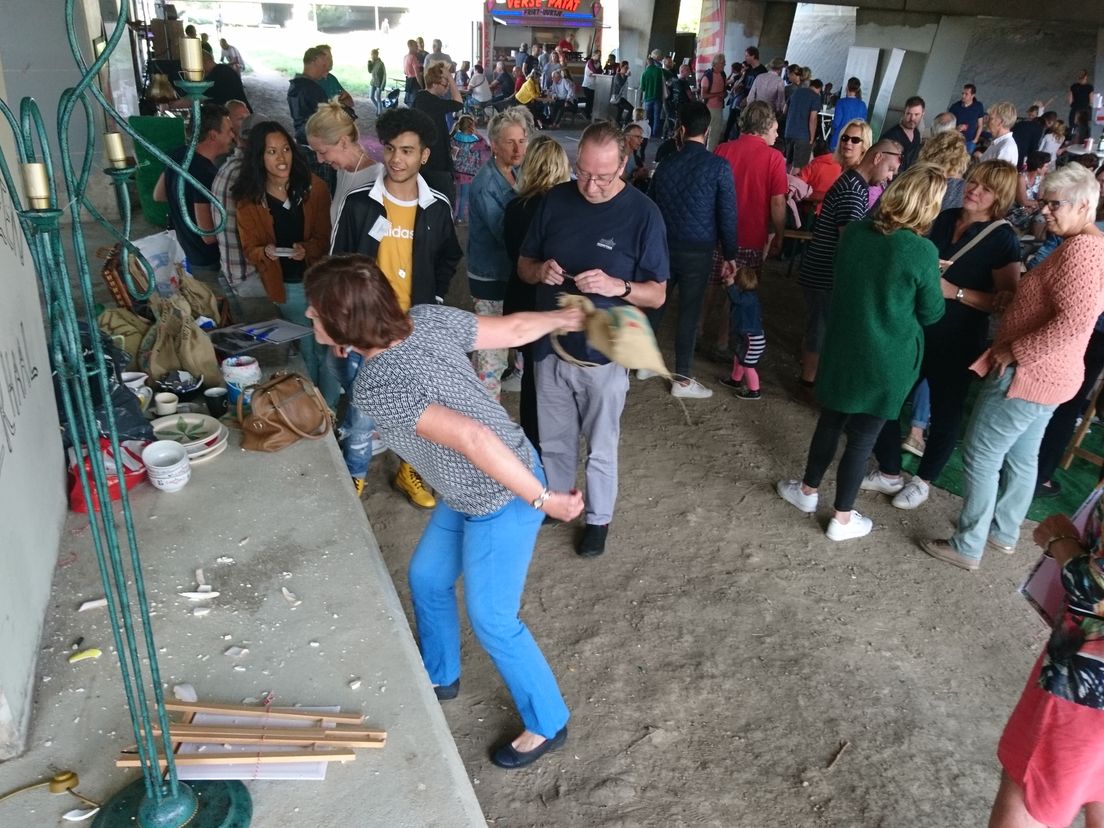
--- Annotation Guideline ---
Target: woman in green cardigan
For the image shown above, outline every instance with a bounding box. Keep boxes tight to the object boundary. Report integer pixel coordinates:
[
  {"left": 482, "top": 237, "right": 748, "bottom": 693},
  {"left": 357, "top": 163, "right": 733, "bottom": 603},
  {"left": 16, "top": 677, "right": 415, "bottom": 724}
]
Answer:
[{"left": 777, "top": 163, "right": 946, "bottom": 541}]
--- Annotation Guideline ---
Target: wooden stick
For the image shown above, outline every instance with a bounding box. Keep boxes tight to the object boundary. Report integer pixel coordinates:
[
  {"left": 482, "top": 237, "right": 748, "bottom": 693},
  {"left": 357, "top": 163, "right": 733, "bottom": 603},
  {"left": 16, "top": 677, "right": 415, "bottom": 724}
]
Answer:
[
  {"left": 151, "top": 728, "right": 385, "bottom": 749},
  {"left": 161, "top": 723, "right": 386, "bottom": 741},
  {"left": 116, "top": 749, "right": 356, "bottom": 768},
  {"left": 163, "top": 701, "right": 363, "bottom": 724}
]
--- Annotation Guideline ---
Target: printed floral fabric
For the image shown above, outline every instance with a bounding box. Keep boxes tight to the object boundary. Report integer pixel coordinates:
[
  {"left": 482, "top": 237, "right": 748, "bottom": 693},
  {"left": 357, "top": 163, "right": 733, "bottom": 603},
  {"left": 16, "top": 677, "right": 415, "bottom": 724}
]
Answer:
[{"left": 1041, "top": 497, "right": 1104, "bottom": 708}]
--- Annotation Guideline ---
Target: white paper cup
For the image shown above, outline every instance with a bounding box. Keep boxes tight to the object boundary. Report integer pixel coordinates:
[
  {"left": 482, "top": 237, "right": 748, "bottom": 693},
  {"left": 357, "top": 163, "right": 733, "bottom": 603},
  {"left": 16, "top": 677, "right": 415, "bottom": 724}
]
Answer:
[{"left": 154, "top": 392, "right": 179, "bottom": 415}]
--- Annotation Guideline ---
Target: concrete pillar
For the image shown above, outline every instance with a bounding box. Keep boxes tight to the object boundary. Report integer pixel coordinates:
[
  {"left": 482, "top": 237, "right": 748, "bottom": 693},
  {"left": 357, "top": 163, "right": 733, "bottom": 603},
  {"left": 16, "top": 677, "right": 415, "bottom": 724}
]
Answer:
[
  {"left": 648, "top": 0, "right": 680, "bottom": 60},
  {"left": 721, "top": 1, "right": 794, "bottom": 66},
  {"left": 917, "top": 16, "right": 977, "bottom": 121},
  {"left": 619, "top": 0, "right": 655, "bottom": 93},
  {"left": 757, "top": 1, "right": 795, "bottom": 64}
]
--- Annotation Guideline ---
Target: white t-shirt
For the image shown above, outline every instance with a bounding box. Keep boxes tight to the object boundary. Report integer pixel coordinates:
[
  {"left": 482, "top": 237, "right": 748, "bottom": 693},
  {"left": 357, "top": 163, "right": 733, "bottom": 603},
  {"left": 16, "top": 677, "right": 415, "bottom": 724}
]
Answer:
[
  {"left": 1039, "top": 133, "right": 1062, "bottom": 162},
  {"left": 980, "top": 132, "right": 1018, "bottom": 166},
  {"left": 469, "top": 71, "right": 492, "bottom": 102}
]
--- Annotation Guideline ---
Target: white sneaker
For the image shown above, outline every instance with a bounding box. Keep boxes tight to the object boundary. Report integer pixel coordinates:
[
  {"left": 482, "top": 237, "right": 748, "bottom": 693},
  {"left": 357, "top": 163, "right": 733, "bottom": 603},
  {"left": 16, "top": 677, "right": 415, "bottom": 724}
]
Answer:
[
  {"left": 671, "top": 378, "right": 713, "bottom": 399},
  {"left": 859, "top": 470, "right": 905, "bottom": 495},
  {"left": 891, "top": 479, "right": 930, "bottom": 510},
  {"left": 777, "top": 479, "right": 818, "bottom": 513},
  {"left": 636, "top": 368, "right": 658, "bottom": 380},
  {"left": 500, "top": 372, "right": 522, "bottom": 393},
  {"left": 826, "top": 511, "right": 873, "bottom": 541}
]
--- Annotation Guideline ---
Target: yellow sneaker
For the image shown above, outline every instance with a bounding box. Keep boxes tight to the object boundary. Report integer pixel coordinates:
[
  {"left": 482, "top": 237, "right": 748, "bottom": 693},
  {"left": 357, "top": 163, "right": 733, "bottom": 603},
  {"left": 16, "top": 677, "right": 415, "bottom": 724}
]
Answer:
[
  {"left": 393, "top": 461, "right": 436, "bottom": 509},
  {"left": 352, "top": 477, "right": 366, "bottom": 497}
]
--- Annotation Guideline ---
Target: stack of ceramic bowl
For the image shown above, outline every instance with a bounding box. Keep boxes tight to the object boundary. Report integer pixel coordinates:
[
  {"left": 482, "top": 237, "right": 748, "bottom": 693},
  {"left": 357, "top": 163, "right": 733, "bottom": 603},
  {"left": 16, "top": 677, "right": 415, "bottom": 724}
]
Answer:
[
  {"left": 141, "top": 441, "right": 191, "bottom": 493},
  {"left": 150, "top": 413, "right": 230, "bottom": 463}
]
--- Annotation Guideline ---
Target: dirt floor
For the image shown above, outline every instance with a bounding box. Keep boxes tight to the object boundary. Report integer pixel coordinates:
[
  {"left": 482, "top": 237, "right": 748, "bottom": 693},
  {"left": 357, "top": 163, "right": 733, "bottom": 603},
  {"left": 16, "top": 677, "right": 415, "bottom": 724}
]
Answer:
[{"left": 240, "top": 73, "right": 1059, "bottom": 827}]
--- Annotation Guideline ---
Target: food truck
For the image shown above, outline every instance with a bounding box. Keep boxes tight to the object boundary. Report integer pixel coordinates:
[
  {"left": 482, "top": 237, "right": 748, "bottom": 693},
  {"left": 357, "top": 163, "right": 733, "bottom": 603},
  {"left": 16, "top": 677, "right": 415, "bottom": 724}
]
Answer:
[{"left": 477, "top": 0, "right": 603, "bottom": 76}]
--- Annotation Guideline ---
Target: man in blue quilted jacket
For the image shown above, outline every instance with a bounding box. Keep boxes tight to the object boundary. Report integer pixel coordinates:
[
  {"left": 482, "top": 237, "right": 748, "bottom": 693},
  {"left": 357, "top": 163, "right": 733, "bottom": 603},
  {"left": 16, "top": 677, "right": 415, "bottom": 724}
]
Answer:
[{"left": 647, "top": 101, "right": 738, "bottom": 399}]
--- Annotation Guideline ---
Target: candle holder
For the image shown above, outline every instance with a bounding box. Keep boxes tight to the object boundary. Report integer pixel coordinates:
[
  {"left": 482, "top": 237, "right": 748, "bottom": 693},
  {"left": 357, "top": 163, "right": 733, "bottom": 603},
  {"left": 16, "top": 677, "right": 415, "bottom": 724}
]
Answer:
[
  {"left": 174, "top": 78, "right": 213, "bottom": 100},
  {"left": 0, "top": 3, "right": 248, "bottom": 827}
]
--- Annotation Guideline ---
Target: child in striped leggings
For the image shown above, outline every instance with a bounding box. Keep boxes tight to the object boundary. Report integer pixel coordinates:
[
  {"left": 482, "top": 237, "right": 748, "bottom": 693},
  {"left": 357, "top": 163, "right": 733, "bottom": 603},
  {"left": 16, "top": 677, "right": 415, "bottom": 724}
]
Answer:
[{"left": 721, "top": 267, "right": 765, "bottom": 400}]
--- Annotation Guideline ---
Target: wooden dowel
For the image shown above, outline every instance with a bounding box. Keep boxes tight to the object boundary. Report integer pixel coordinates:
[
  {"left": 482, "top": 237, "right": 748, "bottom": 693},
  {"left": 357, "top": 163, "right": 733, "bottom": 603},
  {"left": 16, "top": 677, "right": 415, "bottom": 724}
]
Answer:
[
  {"left": 160, "top": 724, "right": 386, "bottom": 741},
  {"left": 163, "top": 701, "right": 364, "bottom": 724},
  {"left": 151, "top": 728, "right": 385, "bottom": 749},
  {"left": 116, "top": 749, "right": 357, "bottom": 768}
]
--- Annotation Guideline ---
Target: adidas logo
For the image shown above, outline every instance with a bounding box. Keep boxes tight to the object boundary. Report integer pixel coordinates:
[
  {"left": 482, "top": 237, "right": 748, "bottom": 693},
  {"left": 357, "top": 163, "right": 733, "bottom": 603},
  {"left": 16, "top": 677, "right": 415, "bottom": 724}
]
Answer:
[{"left": 387, "top": 226, "right": 415, "bottom": 239}]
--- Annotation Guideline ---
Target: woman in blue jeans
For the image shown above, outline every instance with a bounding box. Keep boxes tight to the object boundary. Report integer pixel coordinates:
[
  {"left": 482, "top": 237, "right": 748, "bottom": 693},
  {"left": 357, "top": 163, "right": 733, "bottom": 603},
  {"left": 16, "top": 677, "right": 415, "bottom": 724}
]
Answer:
[{"left": 304, "top": 254, "right": 584, "bottom": 769}]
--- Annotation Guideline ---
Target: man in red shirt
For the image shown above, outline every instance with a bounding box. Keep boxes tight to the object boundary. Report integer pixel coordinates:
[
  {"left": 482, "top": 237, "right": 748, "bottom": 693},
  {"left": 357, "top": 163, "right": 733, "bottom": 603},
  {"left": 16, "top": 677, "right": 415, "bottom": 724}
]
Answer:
[{"left": 704, "top": 100, "right": 788, "bottom": 353}]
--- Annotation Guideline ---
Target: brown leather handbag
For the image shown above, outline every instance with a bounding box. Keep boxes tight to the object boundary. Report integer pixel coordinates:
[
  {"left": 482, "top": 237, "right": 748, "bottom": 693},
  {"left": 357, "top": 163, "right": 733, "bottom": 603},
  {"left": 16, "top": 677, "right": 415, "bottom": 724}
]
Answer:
[{"left": 238, "top": 372, "right": 331, "bottom": 452}]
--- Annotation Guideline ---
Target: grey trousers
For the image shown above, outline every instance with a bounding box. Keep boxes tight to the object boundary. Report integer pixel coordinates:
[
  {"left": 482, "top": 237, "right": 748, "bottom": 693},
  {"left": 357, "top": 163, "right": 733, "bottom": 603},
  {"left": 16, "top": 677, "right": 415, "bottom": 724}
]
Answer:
[{"left": 535, "top": 356, "right": 629, "bottom": 525}]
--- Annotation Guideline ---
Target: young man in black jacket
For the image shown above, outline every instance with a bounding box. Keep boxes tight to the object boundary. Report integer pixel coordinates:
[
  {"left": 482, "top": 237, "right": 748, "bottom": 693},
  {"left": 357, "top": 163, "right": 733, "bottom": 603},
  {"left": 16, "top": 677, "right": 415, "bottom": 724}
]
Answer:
[{"left": 329, "top": 108, "right": 462, "bottom": 508}]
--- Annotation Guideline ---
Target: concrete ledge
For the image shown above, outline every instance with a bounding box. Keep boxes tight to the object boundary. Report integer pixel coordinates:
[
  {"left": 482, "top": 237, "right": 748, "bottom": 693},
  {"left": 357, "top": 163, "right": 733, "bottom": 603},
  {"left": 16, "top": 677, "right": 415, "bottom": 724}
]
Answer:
[{"left": 0, "top": 428, "right": 485, "bottom": 826}]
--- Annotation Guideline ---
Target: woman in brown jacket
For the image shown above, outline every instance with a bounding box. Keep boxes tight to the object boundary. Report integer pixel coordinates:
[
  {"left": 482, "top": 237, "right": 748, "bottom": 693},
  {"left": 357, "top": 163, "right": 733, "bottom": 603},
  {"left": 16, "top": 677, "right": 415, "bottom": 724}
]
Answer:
[{"left": 233, "top": 121, "right": 337, "bottom": 405}]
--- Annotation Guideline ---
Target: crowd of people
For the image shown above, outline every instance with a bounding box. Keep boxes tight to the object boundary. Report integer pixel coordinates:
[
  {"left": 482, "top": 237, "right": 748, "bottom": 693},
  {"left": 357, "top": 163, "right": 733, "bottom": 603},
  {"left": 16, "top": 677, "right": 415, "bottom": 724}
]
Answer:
[{"left": 151, "top": 40, "right": 1104, "bottom": 822}]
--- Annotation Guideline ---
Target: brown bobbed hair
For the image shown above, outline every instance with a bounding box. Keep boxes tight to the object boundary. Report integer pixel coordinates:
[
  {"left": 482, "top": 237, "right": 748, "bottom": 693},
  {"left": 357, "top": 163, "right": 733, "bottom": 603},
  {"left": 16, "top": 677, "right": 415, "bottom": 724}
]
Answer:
[
  {"left": 872, "top": 162, "right": 947, "bottom": 237},
  {"left": 304, "top": 255, "right": 412, "bottom": 349},
  {"left": 965, "top": 159, "right": 1018, "bottom": 217}
]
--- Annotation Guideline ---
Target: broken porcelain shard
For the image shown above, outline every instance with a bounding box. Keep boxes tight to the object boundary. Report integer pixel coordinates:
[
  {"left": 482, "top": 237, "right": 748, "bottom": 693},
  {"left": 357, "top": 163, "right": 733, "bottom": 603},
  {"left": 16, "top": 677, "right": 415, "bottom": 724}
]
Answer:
[
  {"left": 281, "top": 587, "right": 302, "bottom": 607},
  {"left": 173, "top": 683, "right": 198, "bottom": 702},
  {"left": 78, "top": 597, "right": 108, "bottom": 612},
  {"left": 223, "top": 646, "right": 248, "bottom": 658},
  {"left": 179, "top": 591, "right": 220, "bottom": 600},
  {"left": 62, "top": 808, "right": 101, "bottom": 822}
]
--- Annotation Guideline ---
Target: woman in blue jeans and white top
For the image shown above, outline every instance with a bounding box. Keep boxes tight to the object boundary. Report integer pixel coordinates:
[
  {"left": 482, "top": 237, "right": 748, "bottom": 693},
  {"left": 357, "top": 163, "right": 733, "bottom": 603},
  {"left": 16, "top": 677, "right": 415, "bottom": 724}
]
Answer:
[{"left": 304, "top": 254, "right": 585, "bottom": 769}]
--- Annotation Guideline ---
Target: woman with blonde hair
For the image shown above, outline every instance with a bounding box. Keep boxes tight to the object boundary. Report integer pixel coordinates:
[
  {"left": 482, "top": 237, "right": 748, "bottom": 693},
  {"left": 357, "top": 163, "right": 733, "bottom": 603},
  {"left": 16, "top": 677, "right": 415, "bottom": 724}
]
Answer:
[
  {"left": 834, "top": 117, "right": 872, "bottom": 170},
  {"left": 777, "top": 163, "right": 946, "bottom": 542},
  {"left": 1040, "top": 118, "right": 1067, "bottom": 163},
  {"left": 305, "top": 100, "right": 378, "bottom": 226},
  {"left": 864, "top": 160, "right": 1021, "bottom": 511},
  {"left": 502, "top": 135, "right": 571, "bottom": 450},
  {"left": 917, "top": 130, "right": 970, "bottom": 209}
]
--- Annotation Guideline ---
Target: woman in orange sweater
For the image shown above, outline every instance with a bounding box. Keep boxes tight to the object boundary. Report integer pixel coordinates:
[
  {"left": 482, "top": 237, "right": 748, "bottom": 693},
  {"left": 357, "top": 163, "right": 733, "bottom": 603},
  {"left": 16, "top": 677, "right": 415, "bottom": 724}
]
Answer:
[
  {"left": 234, "top": 121, "right": 336, "bottom": 405},
  {"left": 923, "top": 163, "right": 1104, "bottom": 573}
]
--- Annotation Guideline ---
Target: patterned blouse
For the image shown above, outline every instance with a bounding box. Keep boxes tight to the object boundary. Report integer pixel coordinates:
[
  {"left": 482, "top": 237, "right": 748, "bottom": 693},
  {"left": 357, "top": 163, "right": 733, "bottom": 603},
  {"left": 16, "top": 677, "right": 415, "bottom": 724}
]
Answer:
[
  {"left": 351, "top": 304, "right": 533, "bottom": 516},
  {"left": 1041, "top": 496, "right": 1104, "bottom": 708}
]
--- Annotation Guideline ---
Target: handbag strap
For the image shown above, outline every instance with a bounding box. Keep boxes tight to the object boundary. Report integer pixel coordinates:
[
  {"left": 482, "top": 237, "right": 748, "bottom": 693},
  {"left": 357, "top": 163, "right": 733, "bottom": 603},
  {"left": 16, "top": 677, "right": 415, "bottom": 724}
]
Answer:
[{"left": 946, "top": 218, "right": 1010, "bottom": 266}]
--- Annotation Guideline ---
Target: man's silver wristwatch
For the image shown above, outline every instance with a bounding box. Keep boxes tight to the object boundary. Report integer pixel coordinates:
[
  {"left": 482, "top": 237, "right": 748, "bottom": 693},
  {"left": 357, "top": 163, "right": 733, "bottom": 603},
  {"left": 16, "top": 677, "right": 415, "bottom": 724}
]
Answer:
[
  {"left": 955, "top": 287, "right": 965, "bottom": 302},
  {"left": 530, "top": 488, "right": 552, "bottom": 510}
]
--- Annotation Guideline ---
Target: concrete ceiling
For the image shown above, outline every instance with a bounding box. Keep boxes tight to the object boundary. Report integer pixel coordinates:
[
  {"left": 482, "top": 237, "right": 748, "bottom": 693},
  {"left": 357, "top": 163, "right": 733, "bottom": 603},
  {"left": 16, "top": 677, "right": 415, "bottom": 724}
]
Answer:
[{"left": 771, "top": 0, "right": 1104, "bottom": 26}]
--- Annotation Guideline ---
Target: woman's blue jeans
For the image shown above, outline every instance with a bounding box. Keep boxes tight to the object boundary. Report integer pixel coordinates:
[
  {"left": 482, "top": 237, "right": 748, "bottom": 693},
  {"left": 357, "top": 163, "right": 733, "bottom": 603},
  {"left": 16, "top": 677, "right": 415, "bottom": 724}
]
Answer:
[
  {"left": 370, "top": 85, "right": 383, "bottom": 113},
  {"left": 952, "top": 367, "right": 1056, "bottom": 558},
  {"left": 407, "top": 453, "right": 569, "bottom": 738},
  {"left": 334, "top": 351, "right": 377, "bottom": 480},
  {"left": 278, "top": 281, "right": 341, "bottom": 408}
]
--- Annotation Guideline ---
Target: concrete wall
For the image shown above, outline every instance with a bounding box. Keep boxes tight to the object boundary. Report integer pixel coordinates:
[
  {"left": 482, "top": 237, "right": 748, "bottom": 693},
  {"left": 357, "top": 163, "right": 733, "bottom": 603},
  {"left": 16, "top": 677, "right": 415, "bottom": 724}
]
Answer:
[
  {"left": 953, "top": 17, "right": 1098, "bottom": 118},
  {"left": 784, "top": 3, "right": 855, "bottom": 91},
  {"left": 0, "top": 59, "right": 67, "bottom": 759}
]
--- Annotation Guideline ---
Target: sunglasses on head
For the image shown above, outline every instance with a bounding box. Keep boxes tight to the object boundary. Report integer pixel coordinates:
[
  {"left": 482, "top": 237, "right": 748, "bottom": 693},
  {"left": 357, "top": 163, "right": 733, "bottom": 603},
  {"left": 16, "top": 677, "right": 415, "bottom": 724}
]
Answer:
[{"left": 840, "top": 135, "right": 864, "bottom": 145}]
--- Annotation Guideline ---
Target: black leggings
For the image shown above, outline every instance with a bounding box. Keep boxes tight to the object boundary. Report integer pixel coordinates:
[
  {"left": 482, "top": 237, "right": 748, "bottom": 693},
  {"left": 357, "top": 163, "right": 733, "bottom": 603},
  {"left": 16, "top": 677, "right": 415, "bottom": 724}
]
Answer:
[
  {"left": 803, "top": 409, "right": 887, "bottom": 512},
  {"left": 873, "top": 343, "right": 977, "bottom": 482}
]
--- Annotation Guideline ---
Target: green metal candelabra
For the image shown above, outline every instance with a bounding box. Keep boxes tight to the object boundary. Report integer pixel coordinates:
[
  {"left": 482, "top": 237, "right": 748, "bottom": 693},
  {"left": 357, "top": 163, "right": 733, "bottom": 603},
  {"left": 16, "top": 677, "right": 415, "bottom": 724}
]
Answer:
[{"left": 0, "top": 1, "right": 247, "bottom": 825}]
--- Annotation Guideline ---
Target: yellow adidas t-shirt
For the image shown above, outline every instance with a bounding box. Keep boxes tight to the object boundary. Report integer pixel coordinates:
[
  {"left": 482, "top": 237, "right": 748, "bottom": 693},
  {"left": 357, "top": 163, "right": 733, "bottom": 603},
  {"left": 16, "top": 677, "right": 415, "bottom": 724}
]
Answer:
[{"left": 376, "top": 193, "right": 417, "bottom": 311}]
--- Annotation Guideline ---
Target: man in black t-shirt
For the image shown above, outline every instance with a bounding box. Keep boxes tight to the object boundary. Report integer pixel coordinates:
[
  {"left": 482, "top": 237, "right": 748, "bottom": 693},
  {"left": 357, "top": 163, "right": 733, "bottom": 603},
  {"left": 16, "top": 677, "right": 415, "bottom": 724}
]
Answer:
[
  {"left": 1011, "top": 105, "right": 1046, "bottom": 170},
  {"left": 153, "top": 103, "right": 234, "bottom": 291},
  {"left": 879, "top": 95, "right": 924, "bottom": 171},
  {"left": 518, "top": 123, "right": 670, "bottom": 559},
  {"left": 201, "top": 50, "right": 251, "bottom": 111}
]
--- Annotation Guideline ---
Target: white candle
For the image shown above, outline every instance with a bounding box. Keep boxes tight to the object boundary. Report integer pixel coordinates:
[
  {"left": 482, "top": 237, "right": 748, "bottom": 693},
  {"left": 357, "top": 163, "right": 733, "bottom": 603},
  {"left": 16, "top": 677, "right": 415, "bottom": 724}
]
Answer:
[
  {"left": 179, "top": 37, "right": 204, "bottom": 81},
  {"left": 104, "top": 132, "right": 127, "bottom": 168},
  {"left": 21, "top": 163, "right": 50, "bottom": 209}
]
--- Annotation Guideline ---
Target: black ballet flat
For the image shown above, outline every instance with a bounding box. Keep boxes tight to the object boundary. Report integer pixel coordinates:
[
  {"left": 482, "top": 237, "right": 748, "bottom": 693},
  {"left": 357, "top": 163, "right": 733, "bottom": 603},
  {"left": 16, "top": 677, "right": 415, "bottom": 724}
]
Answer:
[
  {"left": 433, "top": 679, "right": 459, "bottom": 701},
  {"left": 490, "top": 726, "right": 567, "bottom": 769}
]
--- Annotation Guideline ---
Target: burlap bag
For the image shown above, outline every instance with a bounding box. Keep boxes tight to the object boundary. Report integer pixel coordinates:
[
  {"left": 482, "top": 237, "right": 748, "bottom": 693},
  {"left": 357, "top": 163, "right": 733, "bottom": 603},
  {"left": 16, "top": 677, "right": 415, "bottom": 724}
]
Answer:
[
  {"left": 552, "top": 294, "right": 670, "bottom": 378},
  {"left": 138, "top": 295, "right": 221, "bottom": 385},
  {"left": 178, "top": 275, "right": 220, "bottom": 321},
  {"left": 97, "top": 308, "right": 151, "bottom": 371}
]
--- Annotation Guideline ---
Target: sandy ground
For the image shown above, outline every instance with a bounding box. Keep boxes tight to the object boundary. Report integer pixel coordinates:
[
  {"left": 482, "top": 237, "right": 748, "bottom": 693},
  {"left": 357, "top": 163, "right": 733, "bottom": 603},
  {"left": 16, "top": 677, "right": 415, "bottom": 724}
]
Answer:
[{"left": 239, "top": 72, "right": 1057, "bottom": 826}]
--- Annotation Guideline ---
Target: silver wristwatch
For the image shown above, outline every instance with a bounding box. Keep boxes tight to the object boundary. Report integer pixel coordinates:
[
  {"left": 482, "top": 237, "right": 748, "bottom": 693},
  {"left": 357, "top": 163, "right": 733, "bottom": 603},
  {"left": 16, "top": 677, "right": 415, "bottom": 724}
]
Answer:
[
  {"left": 530, "top": 488, "right": 552, "bottom": 510},
  {"left": 955, "top": 287, "right": 965, "bottom": 302}
]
